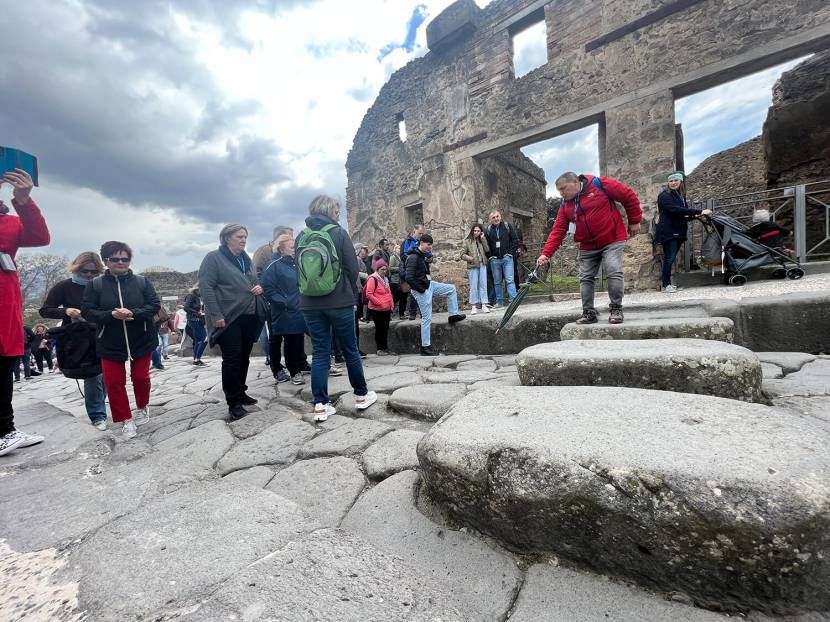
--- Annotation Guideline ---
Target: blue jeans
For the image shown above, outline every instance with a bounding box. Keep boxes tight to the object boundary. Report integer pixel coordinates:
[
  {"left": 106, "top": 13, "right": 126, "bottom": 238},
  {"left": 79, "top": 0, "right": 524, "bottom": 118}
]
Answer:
[
  {"left": 157, "top": 333, "right": 169, "bottom": 357},
  {"left": 188, "top": 319, "right": 207, "bottom": 360},
  {"left": 489, "top": 256, "right": 516, "bottom": 304},
  {"left": 468, "top": 267, "right": 488, "bottom": 306},
  {"left": 152, "top": 349, "right": 164, "bottom": 369},
  {"left": 302, "top": 307, "right": 367, "bottom": 405},
  {"left": 84, "top": 374, "right": 107, "bottom": 423},
  {"left": 13, "top": 347, "right": 32, "bottom": 380},
  {"left": 409, "top": 281, "right": 459, "bottom": 347},
  {"left": 661, "top": 239, "right": 682, "bottom": 287}
]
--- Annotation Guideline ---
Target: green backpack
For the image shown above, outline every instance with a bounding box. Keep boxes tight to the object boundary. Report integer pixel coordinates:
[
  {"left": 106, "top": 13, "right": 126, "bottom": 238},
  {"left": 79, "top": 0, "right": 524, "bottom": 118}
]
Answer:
[{"left": 296, "top": 223, "right": 341, "bottom": 296}]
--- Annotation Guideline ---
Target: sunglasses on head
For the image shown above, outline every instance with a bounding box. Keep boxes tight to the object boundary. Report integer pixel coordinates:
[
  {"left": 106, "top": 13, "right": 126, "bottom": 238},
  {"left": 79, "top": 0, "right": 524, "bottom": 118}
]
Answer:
[
  {"left": 79, "top": 269, "right": 100, "bottom": 275},
  {"left": 107, "top": 257, "right": 131, "bottom": 263}
]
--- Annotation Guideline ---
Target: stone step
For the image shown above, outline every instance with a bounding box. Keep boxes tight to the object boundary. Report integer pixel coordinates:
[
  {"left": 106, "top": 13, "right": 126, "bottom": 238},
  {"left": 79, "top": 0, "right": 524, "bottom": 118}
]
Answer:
[
  {"left": 560, "top": 316, "right": 734, "bottom": 342},
  {"left": 517, "top": 338, "right": 763, "bottom": 402},
  {"left": 417, "top": 386, "right": 830, "bottom": 616}
]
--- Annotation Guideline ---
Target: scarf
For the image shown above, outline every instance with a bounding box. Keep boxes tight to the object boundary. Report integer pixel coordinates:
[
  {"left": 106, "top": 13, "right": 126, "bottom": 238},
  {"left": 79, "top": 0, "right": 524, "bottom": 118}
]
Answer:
[
  {"left": 219, "top": 244, "right": 250, "bottom": 273},
  {"left": 71, "top": 273, "right": 92, "bottom": 286}
]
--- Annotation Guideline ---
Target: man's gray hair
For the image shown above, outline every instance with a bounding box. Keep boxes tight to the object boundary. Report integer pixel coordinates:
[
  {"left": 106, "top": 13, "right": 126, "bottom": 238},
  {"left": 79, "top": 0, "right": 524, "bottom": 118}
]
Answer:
[
  {"left": 308, "top": 195, "right": 340, "bottom": 218},
  {"left": 555, "top": 172, "right": 580, "bottom": 185}
]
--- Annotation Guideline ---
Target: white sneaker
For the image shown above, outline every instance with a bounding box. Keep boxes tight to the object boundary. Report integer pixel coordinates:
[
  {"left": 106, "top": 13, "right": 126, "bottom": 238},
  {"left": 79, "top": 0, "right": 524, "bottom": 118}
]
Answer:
[
  {"left": 483, "top": 304, "right": 491, "bottom": 313},
  {"left": 329, "top": 365, "right": 343, "bottom": 377},
  {"left": 313, "top": 403, "right": 336, "bottom": 422},
  {"left": 291, "top": 373, "right": 304, "bottom": 385},
  {"left": 0, "top": 431, "right": 25, "bottom": 456},
  {"left": 471, "top": 306, "right": 478, "bottom": 315},
  {"left": 122, "top": 419, "right": 137, "bottom": 439},
  {"left": 133, "top": 406, "right": 150, "bottom": 426},
  {"left": 355, "top": 390, "right": 378, "bottom": 411},
  {"left": 664, "top": 284, "right": 678, "bottom": 293},
  {"left": 93, "top": 419, "right": 108, "bottom": 431},
  {"left": 16, "top": 430, "right": 45, "bottom": 447}
]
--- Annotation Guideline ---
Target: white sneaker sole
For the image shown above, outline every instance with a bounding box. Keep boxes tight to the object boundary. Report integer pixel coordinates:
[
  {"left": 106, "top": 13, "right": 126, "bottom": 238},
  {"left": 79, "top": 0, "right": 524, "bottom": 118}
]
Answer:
[
  {"left": 0, "top": 437, "right": 25, "bottom": 457},
  {"left": 355, "top": 393, "right": 378, "bottom": 411}
]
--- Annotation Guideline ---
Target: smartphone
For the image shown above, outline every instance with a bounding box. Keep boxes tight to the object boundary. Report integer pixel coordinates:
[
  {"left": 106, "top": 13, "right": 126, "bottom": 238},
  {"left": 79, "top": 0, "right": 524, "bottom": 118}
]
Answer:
[{"left": 0, "top": 146, "right": 38, "bottom": 186}]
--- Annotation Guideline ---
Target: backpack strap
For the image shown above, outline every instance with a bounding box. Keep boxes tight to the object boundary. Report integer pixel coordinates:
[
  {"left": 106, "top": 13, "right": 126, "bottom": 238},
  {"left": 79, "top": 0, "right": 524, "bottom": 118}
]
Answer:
[
  {"left": 92, "top": 275, "right": 103, "bottom": 294},
  {"left": 591, "top": 176, "right": 616, "bottom": 212}
]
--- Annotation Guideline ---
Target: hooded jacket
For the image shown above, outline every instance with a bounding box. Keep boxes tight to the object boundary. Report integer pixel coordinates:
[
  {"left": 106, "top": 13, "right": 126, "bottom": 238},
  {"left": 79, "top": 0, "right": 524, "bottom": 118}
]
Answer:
[
  {"left": 81, "top": 270, "right": 161, "bottom": 362},
  {"left": 297, "top": 214, "right": 361, "bottom": 311},
  {"left": 655, "top": 189, "right": 701, "bottom": 244},
  {"left": 542, "top": 174, "right": 642, "bottom": 257},
  {"left": 404, "top": 247, "right": 431, "bottom": 294},
  {"left": 262, "top": 253, "right": 307, "bottom": 335}
]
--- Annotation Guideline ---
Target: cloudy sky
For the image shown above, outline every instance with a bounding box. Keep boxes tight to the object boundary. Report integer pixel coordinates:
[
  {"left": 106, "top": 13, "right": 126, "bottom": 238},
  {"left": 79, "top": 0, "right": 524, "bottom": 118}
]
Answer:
[{"left": 0, "top": 1, "right": 804, "bottom": 270}]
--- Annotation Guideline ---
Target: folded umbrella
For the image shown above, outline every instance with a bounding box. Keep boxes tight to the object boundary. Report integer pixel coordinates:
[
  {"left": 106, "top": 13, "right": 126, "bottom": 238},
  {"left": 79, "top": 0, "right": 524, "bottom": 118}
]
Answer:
[{"left": 494, "top": 266, "right": 545, "bottom": 334}]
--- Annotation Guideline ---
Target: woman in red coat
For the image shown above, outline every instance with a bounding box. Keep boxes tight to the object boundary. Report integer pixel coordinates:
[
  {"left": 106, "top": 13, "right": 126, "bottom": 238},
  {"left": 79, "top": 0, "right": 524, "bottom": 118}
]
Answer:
[
  {"left": 366, "top": 259, "right": 395, "bottom": 356},
  {"left": 0, "top": 169, "right": 50, "bottom": 457}
]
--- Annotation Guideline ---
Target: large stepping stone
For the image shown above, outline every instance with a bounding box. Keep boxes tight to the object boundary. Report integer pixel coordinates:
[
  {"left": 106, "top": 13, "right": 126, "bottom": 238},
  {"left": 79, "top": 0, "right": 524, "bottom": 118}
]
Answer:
[
  {"left": 417, "top": 387, "right": 830, "bottom": 615},
  {"left": 560, "top": 317, "right": 734, "bottom": 342},
  {"left": 221, "top": 465, "right": 274, "bottom": 488},
  {"left": 216, "top": 419, "right": 316, "bottom": 475},
  {"left": 176, "top": 529, "right": 466, "bottom": 621},
  {"left": 266, "top": 456, "right": 365, "bottom": 527},
  {"left": 389, "top": 383, "right": 468, "bottom": 420},
  {"left": 518, "top": 338, "right": 764, "bottom": 403},
  {"left": 341, "top": 470, "right": 522, "bottom": 620},
  {"left": 362, "top": 430, "right": 425, "bottom": 480}
]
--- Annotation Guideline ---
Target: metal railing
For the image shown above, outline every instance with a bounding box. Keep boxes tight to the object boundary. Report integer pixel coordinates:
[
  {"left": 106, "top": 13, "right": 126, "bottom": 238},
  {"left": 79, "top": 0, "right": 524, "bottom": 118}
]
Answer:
[{"left": 686, "top": 179, "right": 830, "bottom": 268}]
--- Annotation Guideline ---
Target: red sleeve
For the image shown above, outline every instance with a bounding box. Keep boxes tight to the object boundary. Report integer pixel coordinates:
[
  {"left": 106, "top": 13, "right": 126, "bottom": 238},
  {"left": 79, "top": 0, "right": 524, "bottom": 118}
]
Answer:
[
  {"left": 600, "top": 177, "right": 641, "bottom": 225},
  {"left": 13, "top": 198, "right": 50, "bottom": 248},
  {"left": 541, "top": 208, "right": 570, "bottom": 257}
]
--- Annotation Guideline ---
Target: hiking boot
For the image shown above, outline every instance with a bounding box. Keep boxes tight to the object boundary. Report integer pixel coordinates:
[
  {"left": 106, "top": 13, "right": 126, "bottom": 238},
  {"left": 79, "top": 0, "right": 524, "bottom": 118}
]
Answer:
[
  {"left": 239, "top": 394, "right": 258, "bottom": 405},
  {"left": 313, "top": 402, "right": 336, "bottom": 422},
  {"left": 421, "top": 346, "right": 437, "bottom": 356},
  {"left": 122, "top": 419, "right": 138, "bottom": 440},
  {"left": 291, "top": 373, "right": 304, "bottom": 385},
  {"left": 448, "top": 314, "right": 466, "bottom": 324},
  {"left": 575, "top": 309, "right": 598, "bottom": 325},
  {"left": 133, "top": 406, "right": 150, "bottom": 426},
  {"left": 229, "top": 404, "right": 248, "bottom": 420},
  {"left": 355, "top": 390, "right": 378, "bottom": 411},
  {"left": 0, "top": 431, "right": 25, "bottom": 456},
  {"left": 609, "top": 308, "right": 624, "bottom": 325}
]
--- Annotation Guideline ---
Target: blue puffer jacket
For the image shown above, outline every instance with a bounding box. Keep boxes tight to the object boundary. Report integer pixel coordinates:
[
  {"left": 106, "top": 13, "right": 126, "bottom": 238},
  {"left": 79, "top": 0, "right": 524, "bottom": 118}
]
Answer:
[
  {"left": 261, "top": 254, "right": 307, "bottom": 335},
  {"left": 655, "top": 189, "right": 702, "bottom": 244}
]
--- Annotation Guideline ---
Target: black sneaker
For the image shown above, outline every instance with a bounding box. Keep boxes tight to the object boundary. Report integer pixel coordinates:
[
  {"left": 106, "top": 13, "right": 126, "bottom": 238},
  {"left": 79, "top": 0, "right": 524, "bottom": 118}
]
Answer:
[
  {"left": 239, "top": 394, "right": 258, "bottom": 405},
  {"left": 448, "top": 314, "right": 466, "bottom": 324},
  {"left": 408, "top": 315, "right": 417, "bottom": 321},
  {"left": 421, "top": 346, "right": 437, "bottom": 356},
  {"left": 229, "top": 404, "right": 248, "bottom": 420},
  {"left": 575, "top": 309, "right": 599, "bottom": 325},
  {"left": 359, "top": 351, "right": 368, "bottom": 359},
  {"left": 609, "top": 308, "right": 624, "bottom": 325}
]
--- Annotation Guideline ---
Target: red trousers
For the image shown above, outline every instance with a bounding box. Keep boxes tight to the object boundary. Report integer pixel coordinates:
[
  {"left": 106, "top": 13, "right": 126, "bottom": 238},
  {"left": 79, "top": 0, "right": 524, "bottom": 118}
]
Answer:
[{"left": 101, "top": 352, "right": 152, "bottom": 423}]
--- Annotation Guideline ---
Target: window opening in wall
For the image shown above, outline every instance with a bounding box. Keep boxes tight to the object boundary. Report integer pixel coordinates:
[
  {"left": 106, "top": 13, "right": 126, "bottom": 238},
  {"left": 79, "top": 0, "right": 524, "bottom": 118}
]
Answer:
[
  {"left": 520, "top": 124, "right": 600, "bottom": 200},
  {"left": 404, "top": 203, "right": 423, "bottom": 229},
  {"left": 396, "top": 112, "right": 407, "bottom": 142},
  {"left": 511, "top": 18, "right": 547, "bottom": 78}
]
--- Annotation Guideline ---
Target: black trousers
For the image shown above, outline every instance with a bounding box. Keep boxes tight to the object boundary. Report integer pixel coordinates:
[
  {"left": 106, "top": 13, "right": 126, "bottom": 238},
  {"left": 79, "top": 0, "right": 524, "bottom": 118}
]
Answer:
[
  {"left": 269, "top": 333, "right": 308, "bottom": 376},
  {"left": 0, "top": 355, "right": 15, "bottom": 436},
  {"left": 373, "top": 310, "right": 391, "bottom": 350},
  {"left": 34, "top": 348, "right": 52, "bottom": 371},
  {"left": 277, "top": 333, "right": 305, "bottom": 376},
  {"left": 216, "top": 314, "right": 261, "bottom": 407}
]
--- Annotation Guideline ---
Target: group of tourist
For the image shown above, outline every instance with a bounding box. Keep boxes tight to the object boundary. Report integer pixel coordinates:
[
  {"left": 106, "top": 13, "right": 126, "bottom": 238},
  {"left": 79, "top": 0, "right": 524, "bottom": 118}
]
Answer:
[{"left": 0, "top": 164, "right": 710, "bottom": 452}]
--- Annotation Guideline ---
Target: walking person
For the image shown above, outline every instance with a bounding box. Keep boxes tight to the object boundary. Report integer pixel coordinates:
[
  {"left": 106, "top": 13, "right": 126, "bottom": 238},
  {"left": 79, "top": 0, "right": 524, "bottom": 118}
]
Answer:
[
  {"left": 461, "top": 224, "right": 491, "bottom": 315},
  {"left": 296, "top": 195, "right": 378, "bottom": 421},
  {"left": 184, "top": 286, "right": 207, "bottom": 366},
  {"left": 537, "top": 172, "right": 642, "bottom": 325},
  {"left": 485, "top": 211, "right": 519, "bottom": 308},
  {"left": 0, "top": 168, "right": 49, "bottom": 456},
  {"left": 405, "top": 233, "right": 466, "bottom": 356},
  {"left": 40, "top": 251, "right": 108, "bottom": 429},
  {"left": 656, "top": 172, "right": 711, "bottom": 292},
  {"left": 261, "top": 233, "right": 307, "bottom": 385},
  {"left": 198, "top": 224, "right": 267, "bottom": 420},
  {"left": 32, "top": 325, "right": 53, "bottom": 373},
  {"left": 82, "top": 241, "right": 161, "bottom": 440},
  {"left": 366, "top": 259, "right": 395, "bottom": 355},
  {"left": 155, "top": 307, "right": 173, "bottom": 360}
]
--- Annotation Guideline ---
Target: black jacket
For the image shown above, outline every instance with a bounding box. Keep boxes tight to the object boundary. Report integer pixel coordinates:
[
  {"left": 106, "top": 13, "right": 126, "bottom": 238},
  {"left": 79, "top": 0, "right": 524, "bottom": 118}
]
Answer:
[
  {"left": 655, "top": 190, "right": 701, "bottom": 244},
  {"left": 81, "top": 270, "right": 161, "bottom": 362},
  {"left": 184, "top": 292, "right": 203, "bottom": 321},
  {"left": 485, "top": 221, "right": 519, "bottom": 259},
  {"left": 297, "top": 214, "right": 361, "bottom": 311},
  {"left": 23, "top": 326, "right": 39, "bottom": 351},
  {"left": 404, "top": 248, "right": 430, "bottom": 294},
  {"left": 40, "top": 278, "right": 90, "bottom": 327}
]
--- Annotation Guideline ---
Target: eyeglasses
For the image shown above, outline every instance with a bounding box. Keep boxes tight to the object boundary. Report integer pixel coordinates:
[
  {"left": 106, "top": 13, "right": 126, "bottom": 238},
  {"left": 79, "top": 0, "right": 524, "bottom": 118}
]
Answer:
[
  {"left": 79, "top": 269, "right": 100, "bottom": 275},
  {"left": 107, "top": 257, "right": 131, "bottom": 264}
]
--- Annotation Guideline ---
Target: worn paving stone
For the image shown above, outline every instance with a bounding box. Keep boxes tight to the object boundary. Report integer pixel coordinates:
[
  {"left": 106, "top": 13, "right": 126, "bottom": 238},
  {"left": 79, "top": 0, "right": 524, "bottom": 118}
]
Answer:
[
  {"left": 362, "top": 353, "right": 401, "bottom": 366},
  {"left": 421, "top": 369, "right": 502, "bottom": 385},
  {"left": 0, "top": 410, "right": 102, "bottom": 470},
  {"left": 157, "top": 393, "right": 218, "bottom": 411},
  {"left": 228, "top": 407, "right": 297, "bottom": 439},
  {"left": 396, "top": 354, "right": 437, "bottom": 369},
  {"left": 65, "top": 482, "right": 316, "bottom": 622},
  {"left": 189, "top": 402, "right": 233, "bottom": 428},
  {"left": 389, "top": 384, "right": 468, "bottom": 421},
  {"left": 560, "top": 316, "right": 735, "bottom": 343},
  {"left": 509, "top": 564, "right": 727, "bottom": 622},
  {"left": 221, "top": 465, "right": 275, "bottom": 488},
  {"left": 492, "top": 354, "right": 517, "bottom": 368},
  {"left": 763, "top": 359, "right": 830, "bottom": 397},
  {"left": 418, "top": 386, "right": 830, "bottom": 615},
  {"left": 177, "top": 529, "right": 465, "bottom": 621},
  {"left": 761, "top": 362, "right": 784, "bottom": 380},
  {"left": 468, "top": 373, "right": 522, "bottom": 391},
  {"left": 366, "top": 371, "right": 424, "bottom": 393},
  {"left": 337, "top": 393, "right": 434, "bottom": 433},
  {"left": 298, "top": 419, "right": 391, "bottom": 458},
  {"left": 146, "top": 417, "right": 194, "bottom": 446},
  {"left": 362, "top": 430, "right": 424, "bottom": 480},
  {"left": 456, "top": 358, "right": 498, "bottom": 372},
  {"left": 756, "top": 352, "right": 818, "bottom": 374},
  {"left": 518, "top": 339, "right": 765, "bottom": 403},
  {"left": 341, "top": 470, "right": 521, "bottom": 621},
  {"left": 772, "top": 396, "right": 830, "bottom": 426},
  {"left": 433, "top": 354, "right": 479, "bottom": 367},
  {"left": 217, "top": 419, "right": 316, "bottom": 475},
  {"left": 267, "top": 456, "right": 366, "bottom": 527}
]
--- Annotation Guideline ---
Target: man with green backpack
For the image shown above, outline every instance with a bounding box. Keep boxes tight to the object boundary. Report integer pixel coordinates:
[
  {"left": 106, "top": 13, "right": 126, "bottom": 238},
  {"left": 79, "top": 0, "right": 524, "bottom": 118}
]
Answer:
[{"left": 296, "top": 195, "right": 378, "bottom": 422}]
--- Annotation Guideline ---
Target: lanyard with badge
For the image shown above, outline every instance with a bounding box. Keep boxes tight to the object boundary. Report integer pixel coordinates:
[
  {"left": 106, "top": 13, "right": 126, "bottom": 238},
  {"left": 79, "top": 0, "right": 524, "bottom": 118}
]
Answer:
[
  {"left": 567, "top": 196, "right": 579, "bottom": 235},
  {"left": 495, "top": 224, "right": 501, "bottom": 250}
]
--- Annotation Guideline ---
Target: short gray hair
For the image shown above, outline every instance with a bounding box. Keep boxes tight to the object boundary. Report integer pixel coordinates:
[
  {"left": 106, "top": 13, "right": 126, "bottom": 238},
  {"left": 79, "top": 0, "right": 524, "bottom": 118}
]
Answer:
[
  {"left": 555, "top": 172, "right": 580, "bottom": 185},
  {"left": 308, "top": 195, "right": 340, "bottom": 219},
  {"left": 219, "top": 223, "right": 248, "bottom": 246}
]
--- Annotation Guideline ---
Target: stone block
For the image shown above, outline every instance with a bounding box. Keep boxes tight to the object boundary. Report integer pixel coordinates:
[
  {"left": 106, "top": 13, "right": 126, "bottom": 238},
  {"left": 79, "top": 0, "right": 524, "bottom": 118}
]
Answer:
[
  {"left": 216, "top": 419, "right": 316, "bottom": 475},
  {"left": 559, "top": 317, "right": 734, "bottom": 343},
  {"left": 362, "top": 430, "right": 425, "bottom": 480},
  {"left": 517, "top": 338, "right": 764, "bottom": 402},
  {"left": 426, "top": 0, "right": 481, "bottom": 52},
  {"left": 417, "top": 387, "right": 830, "bottom": 615},
  {"left": 298, "top": 419, "right": 391, "bottom": 458},
  {"left": 756, "top": 352, "right": 817, "bottom": 374},
  {"left": 389, "top": 383, "right": 468, "bottom": 420}
]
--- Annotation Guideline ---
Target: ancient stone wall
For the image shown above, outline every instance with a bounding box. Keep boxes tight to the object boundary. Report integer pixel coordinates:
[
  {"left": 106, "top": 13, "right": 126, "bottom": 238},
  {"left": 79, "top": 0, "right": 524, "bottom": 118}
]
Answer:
[
  {"left": 142, "top": 270, "right": 198, "bottom": 312},
  {"left": 347, "top": 0, "right": 830, "bottom": 290}
]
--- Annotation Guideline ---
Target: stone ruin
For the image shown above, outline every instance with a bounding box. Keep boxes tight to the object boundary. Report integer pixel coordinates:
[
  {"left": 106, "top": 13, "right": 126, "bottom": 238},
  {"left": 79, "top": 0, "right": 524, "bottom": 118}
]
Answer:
[{"left": 347, "top": 0, "right": 830, "bottom": 290}]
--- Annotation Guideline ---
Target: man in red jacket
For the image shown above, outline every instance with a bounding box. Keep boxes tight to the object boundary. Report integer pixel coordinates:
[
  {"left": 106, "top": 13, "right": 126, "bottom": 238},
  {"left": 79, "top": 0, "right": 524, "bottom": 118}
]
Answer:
[
  {"left": 0, "top": 168, "right": 50, "bottom": 456},
  {"left": 537, "top": 172, "right": 642, "bottom": 325}
]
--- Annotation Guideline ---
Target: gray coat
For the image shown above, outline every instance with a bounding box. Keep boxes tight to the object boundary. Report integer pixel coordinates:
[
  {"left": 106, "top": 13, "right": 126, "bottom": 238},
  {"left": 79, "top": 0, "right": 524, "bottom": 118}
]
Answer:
[{"left": 198, "top": 248, "right": 267, "bottom": 345}]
